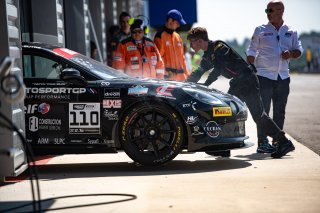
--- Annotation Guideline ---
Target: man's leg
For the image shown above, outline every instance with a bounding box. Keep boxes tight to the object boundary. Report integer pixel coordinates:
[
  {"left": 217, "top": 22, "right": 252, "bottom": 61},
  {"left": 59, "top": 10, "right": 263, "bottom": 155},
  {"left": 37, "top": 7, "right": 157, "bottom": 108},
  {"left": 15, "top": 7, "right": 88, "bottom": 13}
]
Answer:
[
  {"left": 229, "top": 74, "right": 282, "bottom": 140},
  {"left": 256, "top": 76, "right": 275, "bottom": 153},
  {"left": 272, "top": 76, "right": 290, "bottom": 130},
  {"left": 229, "top": 74, "right": 294, "bottom": 158}
]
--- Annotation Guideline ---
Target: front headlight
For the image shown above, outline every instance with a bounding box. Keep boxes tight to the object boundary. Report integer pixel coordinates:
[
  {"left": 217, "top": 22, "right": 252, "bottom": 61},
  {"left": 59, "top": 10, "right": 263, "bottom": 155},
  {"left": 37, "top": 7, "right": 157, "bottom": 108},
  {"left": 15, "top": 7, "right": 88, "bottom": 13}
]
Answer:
[
  {"left": 183, "top": 87, "right": 224, "bottom": 105},
  {"left": 229, "top": 101, "right": 238, "bottom": 114}
]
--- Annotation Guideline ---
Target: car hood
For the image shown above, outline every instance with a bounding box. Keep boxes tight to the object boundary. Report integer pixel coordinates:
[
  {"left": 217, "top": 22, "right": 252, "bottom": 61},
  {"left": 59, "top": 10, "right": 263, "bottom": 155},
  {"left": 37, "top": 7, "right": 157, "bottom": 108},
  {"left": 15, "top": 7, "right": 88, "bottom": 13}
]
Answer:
[{"left": 103, "top": 77, "right": 237, "bottom": 102}]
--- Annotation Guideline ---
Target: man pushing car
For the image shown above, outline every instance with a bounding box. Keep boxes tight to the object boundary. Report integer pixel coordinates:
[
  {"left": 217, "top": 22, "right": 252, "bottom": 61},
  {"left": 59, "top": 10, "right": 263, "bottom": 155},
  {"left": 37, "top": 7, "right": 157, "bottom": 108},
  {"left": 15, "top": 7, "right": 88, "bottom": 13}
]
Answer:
[{"left": 186, "top": 27, "right": 295, "bottom": 158}]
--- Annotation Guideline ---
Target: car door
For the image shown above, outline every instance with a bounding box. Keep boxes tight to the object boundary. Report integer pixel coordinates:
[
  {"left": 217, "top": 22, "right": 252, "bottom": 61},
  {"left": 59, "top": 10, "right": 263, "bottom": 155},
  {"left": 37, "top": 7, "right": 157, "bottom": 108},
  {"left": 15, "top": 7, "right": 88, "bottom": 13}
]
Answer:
[{"left": 23, "top": 52, "right": 75, "bottom": 148}]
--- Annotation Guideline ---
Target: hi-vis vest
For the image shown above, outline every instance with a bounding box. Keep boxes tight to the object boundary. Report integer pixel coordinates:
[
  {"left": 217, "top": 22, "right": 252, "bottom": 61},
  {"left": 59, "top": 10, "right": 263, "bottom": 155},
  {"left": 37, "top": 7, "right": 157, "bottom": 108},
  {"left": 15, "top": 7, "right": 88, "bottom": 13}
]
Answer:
[
  {"left": 112, "top": 37, "right": 164, "bottom": 79},
  {"left": 154, "top": 27, "right": 189, "bottom": 81}
]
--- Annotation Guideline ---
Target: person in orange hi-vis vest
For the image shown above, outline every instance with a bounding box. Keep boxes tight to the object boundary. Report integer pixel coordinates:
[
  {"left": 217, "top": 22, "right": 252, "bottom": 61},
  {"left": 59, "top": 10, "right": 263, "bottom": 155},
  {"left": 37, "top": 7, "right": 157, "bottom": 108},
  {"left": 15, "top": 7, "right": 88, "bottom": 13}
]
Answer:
[
  {"left": 154, "top": 9, "right": 190, "bottom": 81},
  {"left": 113, "top": 18, "right": 164, "bottom": 79}
]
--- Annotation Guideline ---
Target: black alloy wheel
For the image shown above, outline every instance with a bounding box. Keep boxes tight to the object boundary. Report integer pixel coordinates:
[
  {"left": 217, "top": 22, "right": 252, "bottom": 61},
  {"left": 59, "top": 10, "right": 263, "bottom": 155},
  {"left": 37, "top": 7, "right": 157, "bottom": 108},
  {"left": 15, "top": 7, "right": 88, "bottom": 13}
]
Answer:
[{"left": 119, "top": 102, "right": 184, "bottom": 166}]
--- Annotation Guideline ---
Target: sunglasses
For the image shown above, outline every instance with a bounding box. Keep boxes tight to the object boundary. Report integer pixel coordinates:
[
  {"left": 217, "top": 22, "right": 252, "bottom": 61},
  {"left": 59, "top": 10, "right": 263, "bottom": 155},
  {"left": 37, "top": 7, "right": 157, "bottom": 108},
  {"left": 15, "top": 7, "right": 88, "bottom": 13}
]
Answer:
[
  {"left": 265, "top": 8, "right": 274, "bottom": 14},
  {"left": 132, "top": 30, "right": 143, "bottom": 34},
  {"left": 189, "top": 38, "right": 199, "bottom": 43}
]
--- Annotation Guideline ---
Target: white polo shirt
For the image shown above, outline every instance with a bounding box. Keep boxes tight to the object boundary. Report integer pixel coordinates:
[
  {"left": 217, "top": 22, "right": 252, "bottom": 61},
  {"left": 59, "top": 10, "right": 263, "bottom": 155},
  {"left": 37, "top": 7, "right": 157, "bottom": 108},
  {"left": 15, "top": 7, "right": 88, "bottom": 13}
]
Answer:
[{"left": 246, "top": 22, "right": 303, "bottom": 80}]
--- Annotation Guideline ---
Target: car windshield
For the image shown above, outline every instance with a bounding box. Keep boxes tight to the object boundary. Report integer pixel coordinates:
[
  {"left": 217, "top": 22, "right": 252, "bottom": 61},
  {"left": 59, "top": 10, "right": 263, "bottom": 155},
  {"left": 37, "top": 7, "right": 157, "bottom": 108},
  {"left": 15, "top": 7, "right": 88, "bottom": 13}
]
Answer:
[{"left": 70, "top": 54, "right": 130, "bottom": 79}]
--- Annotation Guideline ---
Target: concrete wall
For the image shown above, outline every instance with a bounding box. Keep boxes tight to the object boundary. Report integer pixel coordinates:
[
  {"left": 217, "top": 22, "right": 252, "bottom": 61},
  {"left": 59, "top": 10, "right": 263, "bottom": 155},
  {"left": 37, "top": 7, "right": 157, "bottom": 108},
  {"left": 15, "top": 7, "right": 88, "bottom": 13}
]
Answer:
[
  {"left": 0, "top": 0, "right": 27, "bottom": 179},
  {"left": 64, "top": 0, "right": 90, "bottom": 55},
  {"left": 89, "top": 0, "right": 107, "bottom": 62}
]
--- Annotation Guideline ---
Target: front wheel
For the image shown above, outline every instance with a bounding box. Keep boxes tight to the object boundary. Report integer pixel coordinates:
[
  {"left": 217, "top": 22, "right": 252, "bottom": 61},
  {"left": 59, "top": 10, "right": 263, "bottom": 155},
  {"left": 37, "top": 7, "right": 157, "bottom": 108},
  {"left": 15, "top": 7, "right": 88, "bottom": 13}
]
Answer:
[{"left": 119, "top": 102, "right": 185, "bottom": 166}]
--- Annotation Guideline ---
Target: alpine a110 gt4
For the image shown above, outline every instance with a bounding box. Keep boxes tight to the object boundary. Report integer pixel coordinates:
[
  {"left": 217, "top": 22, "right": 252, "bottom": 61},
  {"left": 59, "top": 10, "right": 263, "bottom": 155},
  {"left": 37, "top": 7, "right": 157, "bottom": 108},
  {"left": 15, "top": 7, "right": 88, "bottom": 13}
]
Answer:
[{"left": 22, "top": 42, "right": 251, "bottom": 166}]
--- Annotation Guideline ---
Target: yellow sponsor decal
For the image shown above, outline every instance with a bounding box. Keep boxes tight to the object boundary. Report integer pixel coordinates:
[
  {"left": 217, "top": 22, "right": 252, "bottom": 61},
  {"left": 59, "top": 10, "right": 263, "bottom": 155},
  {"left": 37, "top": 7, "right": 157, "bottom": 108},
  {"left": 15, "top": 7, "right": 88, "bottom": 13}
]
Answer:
[
  {"left": 121, "top": 116, "right": 129, "bottom": 141},
  {"left": 214, "top": 43, "right": 222, "bottom": 51},
  {"left": 213, "top": 107, "right": 232, "bottom": 117},
  {"left": 173, "top": 126, "right": 181, "bottom": 151}
]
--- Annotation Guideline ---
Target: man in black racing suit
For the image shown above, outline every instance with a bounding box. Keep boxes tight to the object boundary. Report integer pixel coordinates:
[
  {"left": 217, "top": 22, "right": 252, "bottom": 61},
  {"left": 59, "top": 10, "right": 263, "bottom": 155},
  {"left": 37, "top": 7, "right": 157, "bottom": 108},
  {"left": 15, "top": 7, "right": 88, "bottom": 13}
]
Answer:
[{"left": 186, "top": 27, "right": 294, "bottom": 158}]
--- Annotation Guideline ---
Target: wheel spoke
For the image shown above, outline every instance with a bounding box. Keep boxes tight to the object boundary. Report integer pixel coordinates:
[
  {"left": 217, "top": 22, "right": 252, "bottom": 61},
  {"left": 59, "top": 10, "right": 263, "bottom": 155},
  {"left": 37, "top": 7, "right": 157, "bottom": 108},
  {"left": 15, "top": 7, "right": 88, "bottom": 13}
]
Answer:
[
  {"left": 139, "top": 139, "right": 150, "bottom": 151},
  {"left": 141, "top": 113, "right": 151, "bottom": 125},
  {"left": 158, "top": 137, "right": 173, "bottom": 149},
  {"left": 160, "top": 129, "right": 176, "bottom": 134},
  {"left": 155, "top": 116, "right": 169, "bottom": 127},
  {"left": 150, "top": 140, "right": 160, "bottom": 157},
  {"left": 151, "top": 110, "right": 157, "bottom": 124},
  {"left": 131, "top": 135, "right": 145, "bottom": 142}
]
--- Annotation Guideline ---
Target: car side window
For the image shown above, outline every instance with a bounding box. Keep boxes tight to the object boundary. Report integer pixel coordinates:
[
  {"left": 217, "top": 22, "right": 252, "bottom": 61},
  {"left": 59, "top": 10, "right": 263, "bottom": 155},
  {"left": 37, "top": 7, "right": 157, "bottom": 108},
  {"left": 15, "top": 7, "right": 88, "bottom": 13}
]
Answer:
[{"left": 23, "top": 54, "right": 66, "bottom": 79}]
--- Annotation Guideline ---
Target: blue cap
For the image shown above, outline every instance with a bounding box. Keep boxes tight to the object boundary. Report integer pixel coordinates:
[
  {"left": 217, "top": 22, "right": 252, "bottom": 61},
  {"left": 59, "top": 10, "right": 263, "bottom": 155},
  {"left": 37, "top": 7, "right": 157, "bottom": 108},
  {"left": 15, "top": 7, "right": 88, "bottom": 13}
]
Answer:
[{"left": 167, "top": 9, "right": 186, "bottom": 25}]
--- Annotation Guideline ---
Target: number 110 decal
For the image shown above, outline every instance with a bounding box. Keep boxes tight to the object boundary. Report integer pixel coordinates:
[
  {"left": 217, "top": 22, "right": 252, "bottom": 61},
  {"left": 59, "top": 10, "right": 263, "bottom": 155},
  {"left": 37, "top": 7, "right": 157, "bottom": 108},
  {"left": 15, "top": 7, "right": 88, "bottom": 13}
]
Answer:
[{"left": 69, "top": 103, "right": 100, "bottom": 134}]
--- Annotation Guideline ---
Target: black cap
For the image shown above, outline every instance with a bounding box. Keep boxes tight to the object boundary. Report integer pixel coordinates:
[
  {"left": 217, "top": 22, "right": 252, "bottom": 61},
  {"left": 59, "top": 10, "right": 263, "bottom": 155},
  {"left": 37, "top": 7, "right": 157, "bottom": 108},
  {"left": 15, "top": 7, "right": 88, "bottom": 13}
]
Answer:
[{"left": 130, "top": 19, "right": 144, "bottom": 31}]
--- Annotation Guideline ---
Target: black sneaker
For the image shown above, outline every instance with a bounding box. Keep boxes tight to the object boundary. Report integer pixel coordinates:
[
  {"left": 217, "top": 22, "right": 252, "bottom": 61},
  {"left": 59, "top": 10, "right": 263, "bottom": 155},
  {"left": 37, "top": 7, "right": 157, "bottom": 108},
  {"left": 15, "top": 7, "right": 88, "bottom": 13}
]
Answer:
[
  {"left": 271, "top": 139, "right": 295, "bottom": 158},
  {"left": 257, "top": 139, "right": 275, "bottom": 153}
]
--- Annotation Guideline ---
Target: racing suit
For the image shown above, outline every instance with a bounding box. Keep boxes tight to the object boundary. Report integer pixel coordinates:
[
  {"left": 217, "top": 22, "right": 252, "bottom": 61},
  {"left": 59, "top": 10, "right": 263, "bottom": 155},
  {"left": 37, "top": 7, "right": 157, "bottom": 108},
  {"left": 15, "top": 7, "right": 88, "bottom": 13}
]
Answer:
[
  {"left": 154, "top": 27, "right": 189, "bottom": 81},
  {"left": 113, "top": 37, "right": 164, "bottom": 79},
  {"left": 187, "top": 40, "right": 286, "bottom": 142}
]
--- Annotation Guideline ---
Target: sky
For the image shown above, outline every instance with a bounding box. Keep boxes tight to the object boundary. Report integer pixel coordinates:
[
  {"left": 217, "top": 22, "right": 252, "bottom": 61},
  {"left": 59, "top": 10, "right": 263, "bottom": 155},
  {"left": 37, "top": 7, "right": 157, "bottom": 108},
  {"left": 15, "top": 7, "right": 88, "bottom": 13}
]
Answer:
[{"left": 195, "top": 0, "right": 320, "bottom": 43}]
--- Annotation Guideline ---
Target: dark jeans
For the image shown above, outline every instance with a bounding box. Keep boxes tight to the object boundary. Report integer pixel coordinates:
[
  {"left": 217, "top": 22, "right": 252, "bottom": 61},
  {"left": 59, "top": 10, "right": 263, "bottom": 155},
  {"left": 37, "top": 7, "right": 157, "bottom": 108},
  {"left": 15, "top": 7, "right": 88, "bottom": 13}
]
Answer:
[
  {"left": 227, "top": 71, "right": 285, "bottom": 141},
  {"left": 257, "top": 75, "right": 290, "bottom": 142}
]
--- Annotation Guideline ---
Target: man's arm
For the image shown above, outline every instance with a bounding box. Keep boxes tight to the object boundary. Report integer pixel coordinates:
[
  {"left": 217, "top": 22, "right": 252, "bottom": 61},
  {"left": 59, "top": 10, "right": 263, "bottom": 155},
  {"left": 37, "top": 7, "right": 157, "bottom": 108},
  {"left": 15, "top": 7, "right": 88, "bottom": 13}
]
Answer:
[
  {"left": 186, "top": 67, "right": 205, "bottom": 83},
  {"left": 203, "top": 41, "right": 232, "bottom": 86},
  {"left": 247, "top": 55, "right": 255, "bottom": 64},
  {"left": 281, "top": 49, "right": 302, "bottom": 60},
  {"left": 246, "top": 27, "right": 259, "bottom": 64},
  {"left": 204, "top": 69, "right": 220, "bottom": 86},
  {"left": 282, "top": 30, "right": 303, "bottom": 60},
  {"left": 186, "top": 53, "right": 216, "bottom": 84}
]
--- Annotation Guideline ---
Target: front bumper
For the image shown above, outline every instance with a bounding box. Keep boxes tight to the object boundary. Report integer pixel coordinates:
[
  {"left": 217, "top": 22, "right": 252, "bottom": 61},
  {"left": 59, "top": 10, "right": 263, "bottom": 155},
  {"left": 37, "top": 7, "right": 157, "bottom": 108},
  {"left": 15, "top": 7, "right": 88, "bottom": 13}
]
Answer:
[{"left": 187, "top": 119, "right": 250, "bottom": 152}]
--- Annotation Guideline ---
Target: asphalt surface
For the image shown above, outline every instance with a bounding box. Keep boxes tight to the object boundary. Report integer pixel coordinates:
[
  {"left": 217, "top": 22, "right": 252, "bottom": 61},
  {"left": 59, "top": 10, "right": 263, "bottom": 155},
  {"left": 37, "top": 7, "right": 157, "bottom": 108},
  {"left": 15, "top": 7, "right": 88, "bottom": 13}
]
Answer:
[
  {"left": 284, "top": 73, "right": 320, "bottom": 155},
  {"left": 211, "top": 73, "right": 320, "bottom": 156},
  {"left": 0, "top": 119, "right": 319, "bottom": 213},
  {"left": 0, "top": 73, "right": 319, "bottom": 212}
]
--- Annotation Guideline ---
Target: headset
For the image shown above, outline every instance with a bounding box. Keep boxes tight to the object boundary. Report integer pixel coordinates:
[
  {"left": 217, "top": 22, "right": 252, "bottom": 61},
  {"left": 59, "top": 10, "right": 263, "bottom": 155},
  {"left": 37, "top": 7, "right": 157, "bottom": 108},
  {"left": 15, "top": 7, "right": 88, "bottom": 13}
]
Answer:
[
  {"left": 0, "top": 57, "right": 26, "bottom": 104},
  {"left": 128, "top": 15, "right": 150, "bottom": 35}
]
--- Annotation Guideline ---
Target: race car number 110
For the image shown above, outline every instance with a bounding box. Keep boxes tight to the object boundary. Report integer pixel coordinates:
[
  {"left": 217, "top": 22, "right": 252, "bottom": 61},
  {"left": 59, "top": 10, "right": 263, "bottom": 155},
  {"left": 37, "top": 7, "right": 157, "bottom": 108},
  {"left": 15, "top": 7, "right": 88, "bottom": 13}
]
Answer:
[{"left": 69, "top": 103, "right": 100, "bottom": 134}]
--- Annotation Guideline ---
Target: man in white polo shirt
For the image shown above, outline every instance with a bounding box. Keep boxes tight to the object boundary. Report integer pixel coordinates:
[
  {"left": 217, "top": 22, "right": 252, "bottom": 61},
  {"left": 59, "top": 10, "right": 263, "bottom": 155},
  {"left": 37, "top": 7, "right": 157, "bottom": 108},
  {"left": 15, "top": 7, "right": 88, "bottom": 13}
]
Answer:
[{"left": 247, "top": 0, "right": 303, "bottom": 153}]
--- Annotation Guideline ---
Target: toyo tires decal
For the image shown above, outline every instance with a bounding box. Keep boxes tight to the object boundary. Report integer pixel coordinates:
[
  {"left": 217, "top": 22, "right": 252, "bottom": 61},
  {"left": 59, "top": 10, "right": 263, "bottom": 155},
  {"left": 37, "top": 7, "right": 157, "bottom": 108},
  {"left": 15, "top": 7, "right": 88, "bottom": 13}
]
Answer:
[
  {"left": 172, "top": 126, "right": 181, "bottom": 151},
  {"left": 121, "top": 115, "right": 129, "bottom": 142}
]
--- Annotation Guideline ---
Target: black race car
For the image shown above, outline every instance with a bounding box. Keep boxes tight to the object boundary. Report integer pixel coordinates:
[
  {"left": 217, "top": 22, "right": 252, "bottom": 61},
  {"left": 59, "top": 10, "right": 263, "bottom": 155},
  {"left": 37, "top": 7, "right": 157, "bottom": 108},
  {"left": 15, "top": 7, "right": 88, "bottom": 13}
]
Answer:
[{"left": 22, "top": 42, "right": 252, "bottom": 166}]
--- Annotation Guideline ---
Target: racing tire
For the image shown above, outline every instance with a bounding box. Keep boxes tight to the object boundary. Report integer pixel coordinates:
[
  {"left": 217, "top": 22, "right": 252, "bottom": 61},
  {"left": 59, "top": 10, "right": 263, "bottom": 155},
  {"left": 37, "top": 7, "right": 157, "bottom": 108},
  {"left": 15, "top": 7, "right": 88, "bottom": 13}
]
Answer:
[{"left": 119, "top": 102, "right": 185, "bottom": 166}]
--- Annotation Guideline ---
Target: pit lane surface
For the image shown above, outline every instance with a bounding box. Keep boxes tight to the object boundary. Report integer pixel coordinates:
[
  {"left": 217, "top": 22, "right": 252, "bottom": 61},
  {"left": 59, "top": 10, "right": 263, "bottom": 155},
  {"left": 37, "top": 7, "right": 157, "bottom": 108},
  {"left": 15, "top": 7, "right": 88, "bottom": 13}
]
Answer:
[
  {"left": 1, "top": 136, "right": 319, "bottom": 212},
  {"left": 214, "top": 73, "right": 320, "bottom": 156},
  {"left": 284, "top": 73, "right": 320, "bottom": 155},
  {"left": 0, "top": 74, "right": 319, "bottom": 212}
]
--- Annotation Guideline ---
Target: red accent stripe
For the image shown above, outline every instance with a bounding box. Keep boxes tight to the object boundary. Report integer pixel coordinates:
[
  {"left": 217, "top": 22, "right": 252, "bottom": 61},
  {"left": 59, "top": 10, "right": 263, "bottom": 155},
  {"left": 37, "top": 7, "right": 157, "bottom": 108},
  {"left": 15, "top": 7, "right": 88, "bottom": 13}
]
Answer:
[
  {"left": 53, "top": 48, "right": 79, "bottom": 59},
  {"left": 225, "top": 67, "right": 238, "bottom": 75},
  {"left": 3, "top": 156, "right": 54, "bottom": 184}
]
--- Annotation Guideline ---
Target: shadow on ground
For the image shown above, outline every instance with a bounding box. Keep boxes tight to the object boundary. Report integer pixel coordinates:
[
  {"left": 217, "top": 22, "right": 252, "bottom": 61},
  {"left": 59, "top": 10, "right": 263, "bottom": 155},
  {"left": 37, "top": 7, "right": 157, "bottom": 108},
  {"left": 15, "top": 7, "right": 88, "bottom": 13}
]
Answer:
[{"left": 35, "top": 158, "right": 252, "bottom": 180}]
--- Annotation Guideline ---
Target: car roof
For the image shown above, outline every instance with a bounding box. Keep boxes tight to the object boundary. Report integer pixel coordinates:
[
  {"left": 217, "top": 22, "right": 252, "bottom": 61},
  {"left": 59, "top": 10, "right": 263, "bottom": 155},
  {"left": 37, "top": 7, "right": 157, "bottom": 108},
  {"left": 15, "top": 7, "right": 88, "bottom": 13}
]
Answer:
[{"left": 22, "top": 42, "right": 59, "bottom": 51}]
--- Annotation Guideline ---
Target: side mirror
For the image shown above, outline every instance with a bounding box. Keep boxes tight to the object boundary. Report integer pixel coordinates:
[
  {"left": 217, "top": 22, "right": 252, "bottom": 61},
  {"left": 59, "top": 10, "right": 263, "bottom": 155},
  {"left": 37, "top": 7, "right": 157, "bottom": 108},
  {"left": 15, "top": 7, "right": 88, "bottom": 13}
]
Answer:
[{"left": 61, "top": 68, "right": 87, "bottom": 86}]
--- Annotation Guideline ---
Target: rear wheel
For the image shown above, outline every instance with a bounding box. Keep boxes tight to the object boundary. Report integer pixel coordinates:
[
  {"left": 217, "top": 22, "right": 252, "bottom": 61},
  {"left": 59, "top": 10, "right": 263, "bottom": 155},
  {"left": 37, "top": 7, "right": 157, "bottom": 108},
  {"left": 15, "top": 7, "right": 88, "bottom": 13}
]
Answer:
[{"left": 119, "top": 102, "right": 184, "bottom": 166}]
